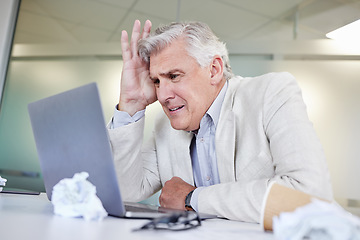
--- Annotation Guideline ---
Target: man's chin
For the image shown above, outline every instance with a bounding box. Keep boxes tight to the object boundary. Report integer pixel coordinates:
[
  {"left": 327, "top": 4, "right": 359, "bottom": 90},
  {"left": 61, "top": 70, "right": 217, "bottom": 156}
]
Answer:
[
  {"left": 170, "top": 121, "right": 197, "bottom": 132},
  {"left": 170, "top": 121, "right": 188, "bottom": 131},
  {"left": 170, "top": 123, "right": 186, "bottom": 131}
]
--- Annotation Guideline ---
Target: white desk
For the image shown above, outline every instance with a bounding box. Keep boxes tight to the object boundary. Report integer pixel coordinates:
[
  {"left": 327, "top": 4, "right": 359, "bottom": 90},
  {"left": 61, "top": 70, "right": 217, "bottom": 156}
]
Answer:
[{"left": 0, "top": 193, "right": 274, "bottom": 240}]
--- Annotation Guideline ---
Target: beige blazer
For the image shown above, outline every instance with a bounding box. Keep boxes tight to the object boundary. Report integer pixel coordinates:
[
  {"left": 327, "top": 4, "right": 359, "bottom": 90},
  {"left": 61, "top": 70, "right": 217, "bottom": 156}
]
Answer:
[{"left": 108, "top": 72, "right": 333, "bottom": 223}]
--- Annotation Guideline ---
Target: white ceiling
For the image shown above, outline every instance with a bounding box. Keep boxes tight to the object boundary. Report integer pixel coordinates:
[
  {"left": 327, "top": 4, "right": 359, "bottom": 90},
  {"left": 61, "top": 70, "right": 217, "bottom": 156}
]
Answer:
[{"left": 13, "top": 0, "right": 360, "bottom": 51}]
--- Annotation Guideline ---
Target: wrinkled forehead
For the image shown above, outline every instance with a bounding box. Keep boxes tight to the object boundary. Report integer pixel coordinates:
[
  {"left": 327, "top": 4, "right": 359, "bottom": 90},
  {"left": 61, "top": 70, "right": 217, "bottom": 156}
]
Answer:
[
  {"left": 149, "top": 39, "right": 198, "bottom": 76},
  {"left": 149, "top": 37, "right": 189, "bottom": 62}
]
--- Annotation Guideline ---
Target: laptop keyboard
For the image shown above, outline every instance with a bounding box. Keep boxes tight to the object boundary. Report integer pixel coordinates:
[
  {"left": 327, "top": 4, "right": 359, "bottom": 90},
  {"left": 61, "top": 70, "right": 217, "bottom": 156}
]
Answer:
[{"left": 125, "top": 203, "right": 160, "bottom": 213}]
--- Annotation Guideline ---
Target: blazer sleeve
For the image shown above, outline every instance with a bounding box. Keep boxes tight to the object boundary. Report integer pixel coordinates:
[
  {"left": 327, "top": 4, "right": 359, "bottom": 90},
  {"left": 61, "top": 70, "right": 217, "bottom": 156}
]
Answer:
[
  {"left": 107, "top": 118, "right": 161, "bottom": 202},
  {"left": 197, "top": 73, "right": 333, "bottom": 222}
]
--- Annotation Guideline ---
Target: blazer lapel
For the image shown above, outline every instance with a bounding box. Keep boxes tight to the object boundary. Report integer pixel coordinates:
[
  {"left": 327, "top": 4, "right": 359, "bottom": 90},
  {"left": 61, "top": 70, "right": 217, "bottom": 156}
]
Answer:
[
  {"left": 215, "top": 80, "right": 237, "bottom": 183},
  {"left": 172, "top": 130, "right": 195, "bottom": 185},
  {"left": 174, "top": 115, "right": 237, "bottom": 185},
  {"left": 216, "top": 108, "right": 236, "bottom": 183}
]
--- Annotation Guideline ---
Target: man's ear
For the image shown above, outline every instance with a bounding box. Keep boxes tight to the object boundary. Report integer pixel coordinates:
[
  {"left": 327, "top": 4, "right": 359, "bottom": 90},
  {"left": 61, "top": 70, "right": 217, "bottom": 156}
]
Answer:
[{"left": 210, "top": 55, "right": 224, "bottom": 85}]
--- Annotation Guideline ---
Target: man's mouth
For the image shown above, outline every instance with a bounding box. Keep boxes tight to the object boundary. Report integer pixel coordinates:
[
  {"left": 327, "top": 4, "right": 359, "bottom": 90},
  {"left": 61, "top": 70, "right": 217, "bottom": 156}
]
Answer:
[{"left": 169, "top": 105, "right": 184, "bottom": 112}]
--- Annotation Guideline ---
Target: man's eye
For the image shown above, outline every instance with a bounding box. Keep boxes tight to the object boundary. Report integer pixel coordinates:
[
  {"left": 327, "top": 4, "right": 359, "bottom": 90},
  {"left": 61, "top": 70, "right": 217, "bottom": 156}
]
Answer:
[{"left": 169, "top": 74, "right": 179, "bottom": 80}]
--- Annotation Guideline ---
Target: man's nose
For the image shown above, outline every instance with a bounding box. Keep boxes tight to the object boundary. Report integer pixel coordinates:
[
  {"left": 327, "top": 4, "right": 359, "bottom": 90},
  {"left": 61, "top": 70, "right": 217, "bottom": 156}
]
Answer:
[{"left": 156, "top": 80, "right": 175, "bottom": 104}]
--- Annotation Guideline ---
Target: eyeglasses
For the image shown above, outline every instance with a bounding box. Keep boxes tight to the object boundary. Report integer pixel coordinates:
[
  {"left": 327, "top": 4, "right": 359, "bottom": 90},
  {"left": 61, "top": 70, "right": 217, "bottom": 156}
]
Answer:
[{"left": 134, "top": 211, "right": 201, "bottom": 231}]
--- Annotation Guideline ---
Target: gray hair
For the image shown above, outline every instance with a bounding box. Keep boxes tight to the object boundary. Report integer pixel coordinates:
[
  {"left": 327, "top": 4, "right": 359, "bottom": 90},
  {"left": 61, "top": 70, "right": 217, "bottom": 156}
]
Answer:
[{"left": 138, "top": 21, "right": 234, "bottom": 80}]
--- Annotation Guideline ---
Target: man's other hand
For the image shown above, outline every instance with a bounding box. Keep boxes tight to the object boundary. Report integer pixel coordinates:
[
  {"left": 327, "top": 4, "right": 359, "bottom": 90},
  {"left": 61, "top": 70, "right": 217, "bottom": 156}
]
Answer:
[{"left": 159, "top": 177, "right": 196, "bottom": 210}]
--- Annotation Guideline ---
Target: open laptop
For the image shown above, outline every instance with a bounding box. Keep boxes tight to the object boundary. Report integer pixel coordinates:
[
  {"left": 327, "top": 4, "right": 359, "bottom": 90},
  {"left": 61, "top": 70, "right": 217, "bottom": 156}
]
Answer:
[{"left": 28, "top": 82, "right": 200, "bottom": 219}]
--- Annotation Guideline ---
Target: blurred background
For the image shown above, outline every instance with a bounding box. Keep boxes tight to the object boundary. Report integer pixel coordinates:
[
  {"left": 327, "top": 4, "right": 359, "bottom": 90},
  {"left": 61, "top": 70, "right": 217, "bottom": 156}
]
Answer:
[{"left": 0, "top": 0, "right": 360, "bottom": 211}]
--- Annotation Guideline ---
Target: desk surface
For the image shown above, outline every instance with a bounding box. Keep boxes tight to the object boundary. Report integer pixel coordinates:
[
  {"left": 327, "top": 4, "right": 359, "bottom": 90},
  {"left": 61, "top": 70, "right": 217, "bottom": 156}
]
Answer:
[{"left": 0, "top": 193, "right": 274, "bottom": 240}]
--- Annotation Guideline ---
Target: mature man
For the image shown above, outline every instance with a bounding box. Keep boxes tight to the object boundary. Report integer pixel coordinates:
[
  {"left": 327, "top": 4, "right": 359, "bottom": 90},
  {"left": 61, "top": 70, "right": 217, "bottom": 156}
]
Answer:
[{"left": 108, "top": 19, "right": 333, "bottom": 222}]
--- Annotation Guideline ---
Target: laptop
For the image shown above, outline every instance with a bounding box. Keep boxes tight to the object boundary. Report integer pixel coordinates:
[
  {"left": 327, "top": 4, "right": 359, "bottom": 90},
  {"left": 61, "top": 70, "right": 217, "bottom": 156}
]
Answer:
[{"left": 28, "top": 82, "right": 194, "bottom": 219}]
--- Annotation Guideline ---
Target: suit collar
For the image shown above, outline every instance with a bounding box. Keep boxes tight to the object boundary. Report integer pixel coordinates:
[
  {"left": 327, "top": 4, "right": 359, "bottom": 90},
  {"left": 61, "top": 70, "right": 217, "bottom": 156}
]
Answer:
[{"left": 215, "top": 78, "right": 239, "bottom": 183}]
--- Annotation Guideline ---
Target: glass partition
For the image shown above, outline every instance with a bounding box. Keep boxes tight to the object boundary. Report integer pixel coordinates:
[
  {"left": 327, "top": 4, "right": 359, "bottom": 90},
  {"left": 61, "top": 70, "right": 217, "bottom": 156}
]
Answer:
[{"left": 0, "top": 58, "right": 122, "bottom": 191}]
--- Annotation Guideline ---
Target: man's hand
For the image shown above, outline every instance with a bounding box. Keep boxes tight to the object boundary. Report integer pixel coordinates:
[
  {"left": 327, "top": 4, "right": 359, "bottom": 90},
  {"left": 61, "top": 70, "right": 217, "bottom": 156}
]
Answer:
[
  {"left": 159, "top": 177, "right": 196, "bottom": 210},
  {"left": 119, "top": 19, "right": 157, "bottom": 116}
]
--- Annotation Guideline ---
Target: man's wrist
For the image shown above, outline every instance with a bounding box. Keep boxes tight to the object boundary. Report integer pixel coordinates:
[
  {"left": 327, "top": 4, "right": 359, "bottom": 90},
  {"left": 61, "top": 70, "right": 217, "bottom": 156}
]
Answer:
[
  {"left": 118, "top": 100, "right": 147, "bottom": 117},
  {"left": 185, "top": 189, "right": 195, "bottom": 211},
  {"left": 111, "top": 106, "right": 145, "bottom": 128}
]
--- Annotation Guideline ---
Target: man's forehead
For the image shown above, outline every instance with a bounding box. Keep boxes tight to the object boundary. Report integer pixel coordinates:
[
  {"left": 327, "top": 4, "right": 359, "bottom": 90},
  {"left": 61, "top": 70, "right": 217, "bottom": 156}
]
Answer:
[
  {"left": 149, "top": 44, "right": 188, "bottom": 75},
  {"left": 150, "top": 37, "right": 188, "bottom": 60}
]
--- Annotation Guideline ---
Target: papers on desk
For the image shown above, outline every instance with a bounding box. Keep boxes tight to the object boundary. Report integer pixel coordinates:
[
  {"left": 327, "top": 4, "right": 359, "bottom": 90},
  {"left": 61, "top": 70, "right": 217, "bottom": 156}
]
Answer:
[
  {"left": 273, "top": 199, "right": 360, "bottom": 240},
  {"left": 261, "top": 182, "right": 360, "bottom": 240},
  {"left": 51, "top": 172, "right": 108, "bottom": 221},
  {"left": 0, "top": 175, "right": 7, "bottom": 191}
]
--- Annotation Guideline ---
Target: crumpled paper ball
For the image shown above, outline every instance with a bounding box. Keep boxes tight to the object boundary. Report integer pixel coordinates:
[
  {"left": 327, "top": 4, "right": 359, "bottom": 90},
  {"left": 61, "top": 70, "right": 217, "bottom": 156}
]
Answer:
[
  {"left": 51, "top": 172, "right": 108, "bottom": 221},
  {"left": 273, "top": 199, "right": 360, "bottom": 240},
  {"left": 0, "top": 175, "right": 7, "bottom": 191}
]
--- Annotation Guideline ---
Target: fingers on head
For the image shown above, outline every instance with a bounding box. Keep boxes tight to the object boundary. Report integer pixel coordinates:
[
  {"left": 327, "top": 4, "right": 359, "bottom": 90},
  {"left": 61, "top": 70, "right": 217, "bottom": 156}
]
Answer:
[
  {"left": 141, "top": 20, "right": 152, "bottom": 39},
  {"left": 121, "top": 31, "right": 131, "bottom": 60},
  {"left": 122, "top": 20, "right": 152, "bottom": 59}
]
